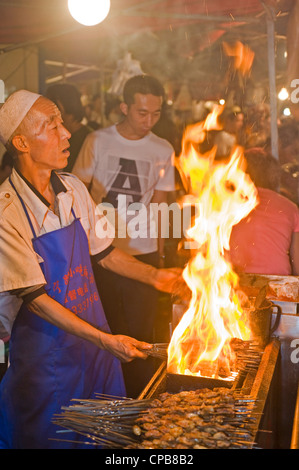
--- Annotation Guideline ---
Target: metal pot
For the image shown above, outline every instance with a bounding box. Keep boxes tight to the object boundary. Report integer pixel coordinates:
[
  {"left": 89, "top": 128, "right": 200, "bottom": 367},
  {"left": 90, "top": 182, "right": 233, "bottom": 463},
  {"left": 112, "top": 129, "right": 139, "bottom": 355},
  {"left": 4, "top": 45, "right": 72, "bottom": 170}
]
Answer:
[{"left": 246, "top": 299, "right": 282, "bottom": 348}]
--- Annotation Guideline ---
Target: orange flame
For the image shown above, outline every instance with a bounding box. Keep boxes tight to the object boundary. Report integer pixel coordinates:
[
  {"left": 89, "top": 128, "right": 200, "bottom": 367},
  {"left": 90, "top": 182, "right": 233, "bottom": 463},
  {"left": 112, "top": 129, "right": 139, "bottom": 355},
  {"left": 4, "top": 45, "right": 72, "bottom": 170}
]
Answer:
[
  {"left": 176, "top": 105, "right": 224, "bottom": 196},
  {"left": 223, "top": 40, "right": 255, "bottom": 76},
  {"left": 169, "top": 109, "right": 258, "bottom": 379}
]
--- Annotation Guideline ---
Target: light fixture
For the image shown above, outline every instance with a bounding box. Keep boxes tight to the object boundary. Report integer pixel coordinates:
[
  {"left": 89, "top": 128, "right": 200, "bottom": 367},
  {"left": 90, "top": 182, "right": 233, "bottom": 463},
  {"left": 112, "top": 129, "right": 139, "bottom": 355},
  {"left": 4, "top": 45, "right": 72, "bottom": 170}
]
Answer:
[
  {"left": 278, "top": 87, "right": 289, "bottom": 101},
  {"left": 283, "top": 107, "right": 291, "bottom": 116},
  {"left": 68, "top": 0, "right": 111, "bottom": 26}
]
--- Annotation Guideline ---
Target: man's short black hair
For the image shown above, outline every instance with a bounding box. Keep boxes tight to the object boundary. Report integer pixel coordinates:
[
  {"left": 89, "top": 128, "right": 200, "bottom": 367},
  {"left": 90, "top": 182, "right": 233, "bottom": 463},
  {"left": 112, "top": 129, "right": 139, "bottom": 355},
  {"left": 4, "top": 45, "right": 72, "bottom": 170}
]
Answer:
[
  {"left": 123, "top": 74, "right": 165, "bottom": 106},
  {"left": 244, "top": 147, "right": 280, "bottom": 191},
  {"left": 45, "top": 83, "right": 84, "bottom": 122}
]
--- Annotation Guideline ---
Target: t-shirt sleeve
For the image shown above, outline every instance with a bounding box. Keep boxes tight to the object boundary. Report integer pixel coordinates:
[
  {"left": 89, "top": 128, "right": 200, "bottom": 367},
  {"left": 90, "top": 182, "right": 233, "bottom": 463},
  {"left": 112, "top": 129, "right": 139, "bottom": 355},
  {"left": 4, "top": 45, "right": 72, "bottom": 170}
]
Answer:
[
  {"left": 155, "top": 149, "right": 176, "bottom": 192},
  {"left": 72, "top": 132, "right": 98, "bottom": 185}
]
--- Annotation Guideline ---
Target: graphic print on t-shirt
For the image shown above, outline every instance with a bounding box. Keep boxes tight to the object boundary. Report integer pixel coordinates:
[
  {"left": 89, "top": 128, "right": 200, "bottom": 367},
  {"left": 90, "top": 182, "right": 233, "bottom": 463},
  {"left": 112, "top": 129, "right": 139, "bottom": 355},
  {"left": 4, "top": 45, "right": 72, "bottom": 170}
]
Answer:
[{"left": 103, "top": 156, "right": 151, "bottom": 208}]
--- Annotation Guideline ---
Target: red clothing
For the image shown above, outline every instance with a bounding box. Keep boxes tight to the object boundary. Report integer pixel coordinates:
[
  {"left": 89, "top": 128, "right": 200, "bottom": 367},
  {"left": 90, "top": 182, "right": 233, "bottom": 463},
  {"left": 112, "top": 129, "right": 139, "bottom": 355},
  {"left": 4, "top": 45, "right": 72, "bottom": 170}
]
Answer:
[{"left": 228, "top": 187, "right": 299, "bottom": 275}]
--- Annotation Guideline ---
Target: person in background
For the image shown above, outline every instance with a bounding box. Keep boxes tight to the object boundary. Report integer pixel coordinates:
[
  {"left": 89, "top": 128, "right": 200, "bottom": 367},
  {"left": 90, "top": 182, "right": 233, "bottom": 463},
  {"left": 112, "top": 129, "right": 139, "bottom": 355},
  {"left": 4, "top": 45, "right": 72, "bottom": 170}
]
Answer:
[
  {"left": 82, "top": 102, "right": 100, "bottom": 130},
  {"left": 152, "top": 101, "right": 182, "bottom": 156},
  {"left": 72, "top": 74, "right": 176, "bottom": 397},
  {"left": 280, "top": 159, "right": 299, "bottom": 206},
  {"left": 87, "top": 93, "right": 103, "bottom": 129},
  {"left": 215, "top": 105, "right": 244, "bottom": 158},
  {"left": 103, "top": 94, "right": 123, "bottom": 127},
  {"left": 200, "top": 105, "right": 244, "bottom": 160},
  {"left": 264, "top": 118, "right": 299, "bottom": 205},
  {"left": 277, "top": 118, "right": 299, "bottom": 166},
  {"left": 244, "top": 103, "right": 271, "bottom": 149},
  {"left": 0, "top": 89, "right": 182, "bottom": 448},
  {"left": 228, "top": 148, "right": 299, "bottom": 275},
  {"left": 45, "top": 83, "right": 93, "bottom": 172}
]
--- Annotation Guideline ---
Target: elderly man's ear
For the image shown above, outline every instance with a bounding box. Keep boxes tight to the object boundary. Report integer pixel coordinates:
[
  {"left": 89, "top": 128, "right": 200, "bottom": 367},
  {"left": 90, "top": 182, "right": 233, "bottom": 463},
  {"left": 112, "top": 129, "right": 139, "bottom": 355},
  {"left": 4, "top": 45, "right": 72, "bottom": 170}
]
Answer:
[{"left": 11, "top": 135, "right": 30, "bottom": 153}]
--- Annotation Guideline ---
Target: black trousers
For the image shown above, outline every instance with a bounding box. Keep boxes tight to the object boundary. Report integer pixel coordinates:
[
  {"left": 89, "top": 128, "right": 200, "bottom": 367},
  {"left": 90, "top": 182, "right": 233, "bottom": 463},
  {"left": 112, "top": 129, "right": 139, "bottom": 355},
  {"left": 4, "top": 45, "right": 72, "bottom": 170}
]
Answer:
[{"left": 93, "top": 252, "right": 159, "bottom": 398}]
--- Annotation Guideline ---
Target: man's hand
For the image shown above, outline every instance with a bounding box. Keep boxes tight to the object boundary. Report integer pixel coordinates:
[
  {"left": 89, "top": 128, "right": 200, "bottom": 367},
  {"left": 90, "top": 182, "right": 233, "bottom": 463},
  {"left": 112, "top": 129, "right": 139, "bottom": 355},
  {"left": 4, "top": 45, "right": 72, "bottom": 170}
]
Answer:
[
  {"left": 153, "top": 267, "right": 186, "bottom": 295},
  {"left": 100, "top": 247, "right": 190, "bottom": 299},
  {"left": 98, "top": 331, "right": 153, "bottom": 363}
]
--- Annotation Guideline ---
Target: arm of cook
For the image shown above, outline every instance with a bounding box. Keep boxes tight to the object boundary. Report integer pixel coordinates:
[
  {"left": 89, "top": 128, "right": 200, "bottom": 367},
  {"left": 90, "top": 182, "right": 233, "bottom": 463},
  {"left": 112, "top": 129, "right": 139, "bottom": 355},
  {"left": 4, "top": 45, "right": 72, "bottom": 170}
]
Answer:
[
  {"left": 0, "top": 177, "right": 151, "bottom": 358},
  {"left": 27, "top": 293, "right": 151, "bottom": 362},
  {"left": 99, "top": 246, "right": 182, "bottom": 294},
  {"left": 76, "top": 173, "right": 182, "bottom": 293}
]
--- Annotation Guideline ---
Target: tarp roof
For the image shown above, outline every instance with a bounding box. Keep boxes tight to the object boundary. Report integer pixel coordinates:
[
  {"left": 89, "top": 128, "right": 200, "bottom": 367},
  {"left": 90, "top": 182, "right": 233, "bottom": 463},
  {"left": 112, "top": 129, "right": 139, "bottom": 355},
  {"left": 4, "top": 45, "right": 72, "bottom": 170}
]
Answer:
[
  {"left": 0, "top": 0, "right": 295, "bottom": 97},
  {"left": 0, "top": 1, "right": 281, "bottom": 45},
  {"left": 0, "top": 1, "right": 292, "bottom": 49}
]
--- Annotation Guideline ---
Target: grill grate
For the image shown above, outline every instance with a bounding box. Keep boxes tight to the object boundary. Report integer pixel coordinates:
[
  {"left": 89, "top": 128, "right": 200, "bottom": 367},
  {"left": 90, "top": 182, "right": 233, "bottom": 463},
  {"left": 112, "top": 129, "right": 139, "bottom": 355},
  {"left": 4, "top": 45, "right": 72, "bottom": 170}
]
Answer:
[{"left": 52, "top": 339, "right": 279, "bottom": 449}]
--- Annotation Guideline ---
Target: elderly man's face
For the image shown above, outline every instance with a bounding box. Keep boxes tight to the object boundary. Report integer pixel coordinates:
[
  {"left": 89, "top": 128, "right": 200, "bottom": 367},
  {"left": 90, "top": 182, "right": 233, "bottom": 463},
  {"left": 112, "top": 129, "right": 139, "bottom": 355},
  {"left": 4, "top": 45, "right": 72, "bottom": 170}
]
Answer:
[{"left": 24, "top": 97, "right": 71, "bottom": 170}]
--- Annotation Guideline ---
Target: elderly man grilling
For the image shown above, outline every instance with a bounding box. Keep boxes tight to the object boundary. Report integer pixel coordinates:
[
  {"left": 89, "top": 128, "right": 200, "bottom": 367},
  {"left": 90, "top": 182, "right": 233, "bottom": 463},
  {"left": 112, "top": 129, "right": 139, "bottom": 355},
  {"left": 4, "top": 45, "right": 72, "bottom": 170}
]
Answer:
[{"left": 0, "top": 90, "right": 181, "bottom": 449}]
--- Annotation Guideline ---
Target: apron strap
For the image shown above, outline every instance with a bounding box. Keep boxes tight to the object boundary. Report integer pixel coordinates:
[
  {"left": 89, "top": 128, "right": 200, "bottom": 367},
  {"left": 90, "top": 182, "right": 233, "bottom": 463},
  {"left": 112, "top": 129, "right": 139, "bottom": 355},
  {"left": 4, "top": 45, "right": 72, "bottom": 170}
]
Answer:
[
  {"left": 9, "top": 176, "right": 37, "bottom": 238},
  {"left": 9, "top": 176, "right": 78, "bottom": 238}
]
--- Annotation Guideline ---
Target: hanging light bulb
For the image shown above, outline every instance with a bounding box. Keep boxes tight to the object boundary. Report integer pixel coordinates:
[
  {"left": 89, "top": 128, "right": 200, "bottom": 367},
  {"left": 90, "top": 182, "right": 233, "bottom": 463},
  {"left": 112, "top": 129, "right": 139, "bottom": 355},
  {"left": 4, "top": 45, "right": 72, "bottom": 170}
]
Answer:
[
  {"left": 278, "top": 87, "right": 289, "bottom": 101},
  {"left": 283, "top": 107, "right": 291, "bottom": 116},
  {"left": 68, "top": 0, "right": 111, "bottom": 26}
]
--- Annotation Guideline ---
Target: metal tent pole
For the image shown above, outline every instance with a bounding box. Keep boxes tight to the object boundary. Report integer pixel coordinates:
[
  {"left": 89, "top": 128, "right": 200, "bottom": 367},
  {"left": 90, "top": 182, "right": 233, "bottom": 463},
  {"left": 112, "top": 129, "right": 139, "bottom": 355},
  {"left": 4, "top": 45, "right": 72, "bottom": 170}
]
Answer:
[{"left": 263, "top": 3, "right": 279, "bottom": 160}]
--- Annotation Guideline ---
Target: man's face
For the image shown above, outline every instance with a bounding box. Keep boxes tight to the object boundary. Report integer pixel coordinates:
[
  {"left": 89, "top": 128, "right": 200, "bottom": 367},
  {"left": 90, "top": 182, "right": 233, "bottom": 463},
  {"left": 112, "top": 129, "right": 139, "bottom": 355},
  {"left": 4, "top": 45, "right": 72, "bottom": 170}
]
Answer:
[
  {"left": 122, "top": 93, "right": 162, "bottom": 138},
  {"left": 25, "top": 97, "right": 71, "bottom": 170},
  {"left": 227, "top": 113, "right": 244, "bottom": 134}
]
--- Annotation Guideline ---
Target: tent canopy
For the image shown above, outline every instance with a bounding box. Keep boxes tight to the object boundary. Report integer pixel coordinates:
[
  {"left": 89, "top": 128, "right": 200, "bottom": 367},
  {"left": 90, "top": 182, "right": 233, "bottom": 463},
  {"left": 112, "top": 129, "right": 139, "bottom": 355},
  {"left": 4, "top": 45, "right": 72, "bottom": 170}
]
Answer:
[
  {"left": 0, "top": 0, "right": 295, "bottom": 100},
  {"left": 0, "top": 1, "right": 281, "bottom": 45}
]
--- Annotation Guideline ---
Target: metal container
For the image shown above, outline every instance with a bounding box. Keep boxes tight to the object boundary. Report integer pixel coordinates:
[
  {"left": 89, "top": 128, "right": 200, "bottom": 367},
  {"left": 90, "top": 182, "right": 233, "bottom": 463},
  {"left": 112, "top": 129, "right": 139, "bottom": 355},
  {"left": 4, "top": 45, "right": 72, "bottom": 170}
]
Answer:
[
  {"left": 172, "top": 299, "right": 282, "bottom": 349},
  {"left": 245, "top": 299, "right": 282, "bottom": 348}
]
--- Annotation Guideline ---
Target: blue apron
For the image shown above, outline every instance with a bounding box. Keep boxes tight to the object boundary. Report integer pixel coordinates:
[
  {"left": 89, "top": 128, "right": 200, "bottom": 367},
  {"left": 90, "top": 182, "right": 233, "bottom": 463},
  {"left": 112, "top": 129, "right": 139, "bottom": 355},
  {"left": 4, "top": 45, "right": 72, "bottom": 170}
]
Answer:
[{"left": 0, "top": 178, "right": 126, "bottom": 449}]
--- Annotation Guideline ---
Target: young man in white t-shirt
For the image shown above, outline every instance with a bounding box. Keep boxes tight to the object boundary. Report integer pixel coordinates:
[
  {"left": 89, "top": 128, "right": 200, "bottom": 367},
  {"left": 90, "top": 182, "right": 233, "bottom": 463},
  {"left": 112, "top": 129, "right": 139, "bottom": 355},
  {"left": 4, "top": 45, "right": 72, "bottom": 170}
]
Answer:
[{"left": 73, "top": 75, "right": 176, "bottom": 397}]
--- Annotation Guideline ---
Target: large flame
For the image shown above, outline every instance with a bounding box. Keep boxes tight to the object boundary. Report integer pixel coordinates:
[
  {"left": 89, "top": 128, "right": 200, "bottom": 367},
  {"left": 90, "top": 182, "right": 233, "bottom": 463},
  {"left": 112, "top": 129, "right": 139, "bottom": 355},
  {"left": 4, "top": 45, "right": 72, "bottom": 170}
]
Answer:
[{"left": 168, "top": 109, "right": 258, "bottom": 379}]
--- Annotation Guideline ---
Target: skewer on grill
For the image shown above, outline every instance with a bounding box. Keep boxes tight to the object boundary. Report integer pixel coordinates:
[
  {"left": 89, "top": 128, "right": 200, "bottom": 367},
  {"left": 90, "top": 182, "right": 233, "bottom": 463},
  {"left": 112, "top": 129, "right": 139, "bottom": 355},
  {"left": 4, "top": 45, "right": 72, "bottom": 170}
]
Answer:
[
  {"left": 144, "top": 343, "right": 168, "bottom": 359},
  {"left": 53, "top": 395, "right": 152, "bottom": 448},
  {"left": 52, "top": 387, "right": 260, "bottom": 449},
  {"left": 144, "top": 340, "right": 262, "bottom": 388},
  {"left": 52, "top": 338, "right": 264, "bottom": 448}
]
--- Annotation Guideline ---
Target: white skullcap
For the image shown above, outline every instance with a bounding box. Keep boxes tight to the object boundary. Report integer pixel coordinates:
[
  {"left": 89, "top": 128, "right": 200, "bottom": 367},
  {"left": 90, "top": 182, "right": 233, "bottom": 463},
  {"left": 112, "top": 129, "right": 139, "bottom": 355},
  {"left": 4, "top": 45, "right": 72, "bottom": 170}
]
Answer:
[{"left": 0, "top": 89, "right": 41, "bottom": 145}]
